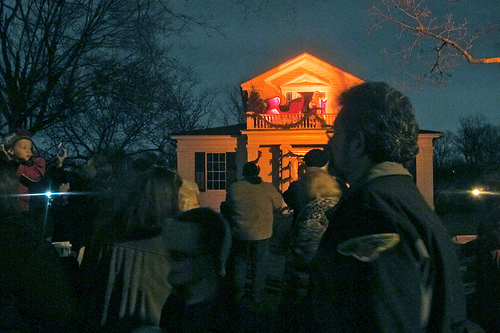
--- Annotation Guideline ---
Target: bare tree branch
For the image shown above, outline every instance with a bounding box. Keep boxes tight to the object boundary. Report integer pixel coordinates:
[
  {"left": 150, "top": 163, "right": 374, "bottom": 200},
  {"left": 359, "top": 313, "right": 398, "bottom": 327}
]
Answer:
[
  {"left": 0, "top": 0, "right": 213, "bottom": 134},
  {"left": 369, "top": 0, "right": 500, "bottom": 82}
]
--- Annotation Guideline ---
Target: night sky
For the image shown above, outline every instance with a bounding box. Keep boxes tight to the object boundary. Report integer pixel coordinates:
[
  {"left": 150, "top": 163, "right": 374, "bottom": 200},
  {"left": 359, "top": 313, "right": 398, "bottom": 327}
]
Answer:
[{"left": 170, "top": 0, "right": 499, "bottom": 132}]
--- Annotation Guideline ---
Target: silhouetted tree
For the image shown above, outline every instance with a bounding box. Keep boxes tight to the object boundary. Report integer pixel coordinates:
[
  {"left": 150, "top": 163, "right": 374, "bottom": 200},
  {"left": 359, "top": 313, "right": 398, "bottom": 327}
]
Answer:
[
  {"left": 0, "top": 0, "right": 208, "bottom": 134},
  {"left": 369, "top": 0, "right": 500, "bottom": 83},
  {"left": 218, "top": 85, "right": 247, "bottom": 126},
  {"left": 40, "top": 61, "right": 216, "bottom": 166},
  {"left": 245, "top": 87, "right": 266, "bottom": 114},
  {"left": 434, "top": 131, "right": 461, "bottom": 188},
  {"left": 453, "top": 114, "right": 500, "bottom": 175},
  {"left": 434, "top": 115, "right": 500, "bottom": 213},
  {"left": 433, "top": 114, "right": 500, "bottom": 189}
]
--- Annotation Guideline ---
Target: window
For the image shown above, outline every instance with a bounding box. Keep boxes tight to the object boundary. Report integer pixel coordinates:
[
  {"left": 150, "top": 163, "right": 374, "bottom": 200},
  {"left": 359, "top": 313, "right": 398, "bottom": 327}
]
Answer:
[
  {"left": 207, "top": 153, "right": 225, "bottom": 190},
  {"left": 283, "top": 91, "right": 327, "bottom": 108},
  {"left": 283, "top": 91, "right": 302, "bottom": 102},
  {"left": 195, "top": 152, "right": 236, "bottom": 191}
]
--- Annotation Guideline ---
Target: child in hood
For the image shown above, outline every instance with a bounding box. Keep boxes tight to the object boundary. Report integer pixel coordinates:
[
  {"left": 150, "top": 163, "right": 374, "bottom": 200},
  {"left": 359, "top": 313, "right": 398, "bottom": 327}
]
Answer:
[{"left": 1, "top": 129, "right": 46, "bottom": 212}]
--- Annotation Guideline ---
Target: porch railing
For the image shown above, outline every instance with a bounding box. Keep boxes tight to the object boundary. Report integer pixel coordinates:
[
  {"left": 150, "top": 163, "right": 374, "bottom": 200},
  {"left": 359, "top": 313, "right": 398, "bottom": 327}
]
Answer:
[{"left": 246, "top": 113, "right": 335, "bottom": 130}]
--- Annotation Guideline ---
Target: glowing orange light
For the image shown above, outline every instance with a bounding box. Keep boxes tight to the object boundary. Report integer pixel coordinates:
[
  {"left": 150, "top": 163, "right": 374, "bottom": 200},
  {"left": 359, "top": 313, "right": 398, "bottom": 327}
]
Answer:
[{"left": 472, "top": 189, "right": 481, "bottom": 196}]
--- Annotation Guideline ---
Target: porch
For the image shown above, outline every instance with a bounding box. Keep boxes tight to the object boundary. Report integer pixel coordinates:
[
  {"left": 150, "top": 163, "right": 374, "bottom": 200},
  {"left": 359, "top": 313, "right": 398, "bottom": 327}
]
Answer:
[{"left": 246, "top": 112, "right": 335, "bottom": 130}]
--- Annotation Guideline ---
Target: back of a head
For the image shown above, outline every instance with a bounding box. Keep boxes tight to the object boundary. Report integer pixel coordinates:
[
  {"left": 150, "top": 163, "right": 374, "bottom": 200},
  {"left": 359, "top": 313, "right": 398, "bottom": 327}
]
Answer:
[
  {"left": 302, "top": 169, "right": 341, "bottom": 202},
  {"left": 304, "top": 149, "right": 329, "bottom": 168},
  {"left": 132, "top": 157, "right": 154, "bottom": 172},
  {"left": 242, "top": 162, "right": 259, "bottom": 177},
  {"left": 177, "top": 207, "right": 231, "bottom": 275},
  {"left": 336, "top": 82, "right": 419, "bottom": 164},
  {"left": 242, "top": 162, "right": 262, "bottom": 184},
  {"left": 121, "top": 167, "right": 182, "bottom": 240}
]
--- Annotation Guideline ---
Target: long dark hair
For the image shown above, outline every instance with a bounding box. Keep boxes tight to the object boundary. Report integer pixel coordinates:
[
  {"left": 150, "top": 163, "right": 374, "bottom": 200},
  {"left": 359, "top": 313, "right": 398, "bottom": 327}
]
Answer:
[
  {"left": 118, "top": 167, "right": 182, "bottom": 240},
  {"left": 176, "top": 208, "right": 232, "bottom": 275}
]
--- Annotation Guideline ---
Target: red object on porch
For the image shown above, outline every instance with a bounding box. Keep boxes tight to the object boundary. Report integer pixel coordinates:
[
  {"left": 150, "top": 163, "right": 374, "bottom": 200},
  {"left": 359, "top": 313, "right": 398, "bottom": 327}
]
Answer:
[
  {"left": 266, "top": 96, "right": 281, "bottom": 114},
  {"left": 281, "top": 97, "right": 304, "bottom": 114}
]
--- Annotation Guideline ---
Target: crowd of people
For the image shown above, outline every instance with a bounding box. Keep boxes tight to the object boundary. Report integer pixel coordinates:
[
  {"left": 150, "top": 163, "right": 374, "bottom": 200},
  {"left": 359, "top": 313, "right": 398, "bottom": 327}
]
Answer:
[{"left": 0, "top": 81, "right": 497, "bottom": 332}]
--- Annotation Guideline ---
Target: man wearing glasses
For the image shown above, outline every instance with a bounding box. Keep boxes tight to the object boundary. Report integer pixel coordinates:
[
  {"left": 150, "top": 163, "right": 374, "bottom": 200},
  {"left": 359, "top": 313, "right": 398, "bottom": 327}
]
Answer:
[{"left": 305, "top": 82, "right": 467, "bottom": 332}]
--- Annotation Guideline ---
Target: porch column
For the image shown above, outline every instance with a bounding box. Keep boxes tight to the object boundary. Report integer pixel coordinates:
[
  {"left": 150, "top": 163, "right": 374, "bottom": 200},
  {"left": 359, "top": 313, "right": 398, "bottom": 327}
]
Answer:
[
  {"left": 280, "top": 144, "right": 294, "bottom": 192},
  {"left": 416, "top": 133, "right": 439, "bottom": 209}
]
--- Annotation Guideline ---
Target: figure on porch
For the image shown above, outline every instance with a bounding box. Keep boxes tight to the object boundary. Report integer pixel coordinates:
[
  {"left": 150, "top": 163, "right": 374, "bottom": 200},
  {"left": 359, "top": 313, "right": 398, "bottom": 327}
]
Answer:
[{"left": 308, "top": 91, "right": 327, "bottom": 113}]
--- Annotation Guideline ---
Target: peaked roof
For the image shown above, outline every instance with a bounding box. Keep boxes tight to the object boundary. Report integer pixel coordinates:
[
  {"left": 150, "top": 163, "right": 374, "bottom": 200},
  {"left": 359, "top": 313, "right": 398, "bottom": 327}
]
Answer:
[{"left": 241, "top": 53, "right": 363, "bottom": 92}]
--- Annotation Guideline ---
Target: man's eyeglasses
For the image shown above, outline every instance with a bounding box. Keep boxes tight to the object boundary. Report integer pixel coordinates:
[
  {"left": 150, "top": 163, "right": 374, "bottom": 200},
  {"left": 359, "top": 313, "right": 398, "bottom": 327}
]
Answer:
[{"left": 326, "top": 129, "right": 341, "bottom": 139}]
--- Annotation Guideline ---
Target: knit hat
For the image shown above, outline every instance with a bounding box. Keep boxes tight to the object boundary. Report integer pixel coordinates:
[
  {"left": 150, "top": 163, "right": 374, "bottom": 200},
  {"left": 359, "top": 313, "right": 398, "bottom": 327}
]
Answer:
[
  {"left": 2, "top": 129, "right": 38, "bottom": 156},
  {"left": 242, "top": 162, "right": 260, "bottom": 177},
  {"left": 2, "top": 129, "right": 33, "bottom": 150},
  {"left": 304, "top": 149, "right": 329, "bottom": 168}
]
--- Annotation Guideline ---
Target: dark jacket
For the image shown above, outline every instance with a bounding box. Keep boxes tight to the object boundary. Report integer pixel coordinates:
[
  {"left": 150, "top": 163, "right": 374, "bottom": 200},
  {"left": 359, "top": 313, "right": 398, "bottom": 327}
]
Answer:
[
  {"left": 283, "top": 179, "right": 309, "bottom": 220},
  {"left": 0, "top": 217, "right": 75, "bottom": 332},
  {"left": 160, "top": 289, "right": 239, "bottom": 333},
  {"left": 307, "top": 162, "right": 466, "bottom": 332},
  {"left": 473, "top": 202, "right": 500, "bottom": 332},
  {"left": 15, "top": 156, "right": 46, "bottom": 212}
]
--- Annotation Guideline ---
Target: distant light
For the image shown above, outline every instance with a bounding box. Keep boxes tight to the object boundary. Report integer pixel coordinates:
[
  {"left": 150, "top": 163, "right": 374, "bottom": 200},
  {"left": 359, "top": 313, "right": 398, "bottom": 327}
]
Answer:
[
  {"left": 45, "top": 192, "right": 52, "bottom": 197},
  {"left": 472, "top": 189, "right": 481, "bottom": 196}
]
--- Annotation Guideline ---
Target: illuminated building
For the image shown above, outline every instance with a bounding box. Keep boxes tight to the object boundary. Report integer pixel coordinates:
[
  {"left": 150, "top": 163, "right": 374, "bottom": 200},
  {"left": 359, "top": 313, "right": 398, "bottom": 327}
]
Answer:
[{"left": 172, "top": 53, "right": 439, "bottom": 210}]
